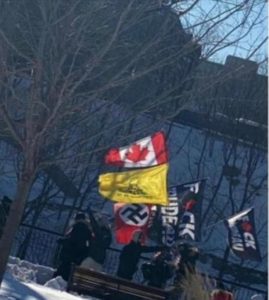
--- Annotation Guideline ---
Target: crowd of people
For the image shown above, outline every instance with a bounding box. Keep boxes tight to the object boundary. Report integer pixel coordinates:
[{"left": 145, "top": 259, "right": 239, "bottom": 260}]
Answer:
[
  {"left": 53, "top": 210, "right": 200, "bottom": 288},
  {"left": 53, "top": 211, "right": 266, "bottom": 300}
]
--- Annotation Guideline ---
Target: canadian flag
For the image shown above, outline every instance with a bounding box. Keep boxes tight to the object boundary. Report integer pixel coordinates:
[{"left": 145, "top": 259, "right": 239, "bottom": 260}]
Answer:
[
  {"left": 105, "top": 131, "right": 168, "bottom": 168},
  {"left": 114, "top": 203, "right": 152, "bottom": 244}
]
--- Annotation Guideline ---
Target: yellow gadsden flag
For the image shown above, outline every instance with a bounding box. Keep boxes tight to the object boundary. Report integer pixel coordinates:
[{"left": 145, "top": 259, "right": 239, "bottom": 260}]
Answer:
[{"left": 98, "top": 164, "right": 169, "bottom": 206}]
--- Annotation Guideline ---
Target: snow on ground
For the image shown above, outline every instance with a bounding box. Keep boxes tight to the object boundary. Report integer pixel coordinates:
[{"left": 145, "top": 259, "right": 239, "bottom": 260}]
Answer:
[{"left": 0, "top": 257, "right": 99, "bottom": 300}]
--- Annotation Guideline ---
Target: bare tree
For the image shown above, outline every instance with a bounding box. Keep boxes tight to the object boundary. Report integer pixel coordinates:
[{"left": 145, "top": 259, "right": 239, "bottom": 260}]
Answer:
[
  {"left": 0, "top": 0, "right": 267, "bottom": 286},
  {"left": 0, "top": 0, "right": 203, "bottom": 283}
]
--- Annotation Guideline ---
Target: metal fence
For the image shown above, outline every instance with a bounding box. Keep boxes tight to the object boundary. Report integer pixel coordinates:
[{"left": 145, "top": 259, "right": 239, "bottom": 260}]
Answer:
[
  {"left": 12, "top": 225, "right": 267, "bottom": 300},
  {"left": 11, "top": 224, "right": 62, "bottom": 266}
]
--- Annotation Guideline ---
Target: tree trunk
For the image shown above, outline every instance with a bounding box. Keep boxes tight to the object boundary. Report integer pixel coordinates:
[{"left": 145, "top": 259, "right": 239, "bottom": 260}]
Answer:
[{"left": 0, "top": 171, "right": 34, "bottom": 286}]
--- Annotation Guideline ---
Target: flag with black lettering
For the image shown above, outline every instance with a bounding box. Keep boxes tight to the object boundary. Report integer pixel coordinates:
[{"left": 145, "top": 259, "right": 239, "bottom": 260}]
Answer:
[
  {"left": 157, "top": 186, "right": 181, "bottom": 246},
  {"left": 176, "top": 179, "right": 206, "bottom": 242},
  {"left": 114, "top": 203, "right": 152, "bottom": 244},
  {"left": 225, "top": 208, "right": 261, "bottom": 261},
  {"left": 150, "top": 179, "right": 206, "bottom": 246}
]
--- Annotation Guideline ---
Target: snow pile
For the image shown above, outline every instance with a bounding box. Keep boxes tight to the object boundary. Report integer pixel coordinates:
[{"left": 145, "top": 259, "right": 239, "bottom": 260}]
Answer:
[
  {"left": 6, "top": 256, "right": 68, "bottom": 292},
  {"left": 0, "top": 257, "right": 99, "bottom": 299},
  {"left": 7, "top": 256, "right": 55, "bottom": 284},
  {"left": 44, "top": 276, "right": 67, "bottom": 291},
  {"left": 0, "top": 273, "right": 97, "bottom": 300}
]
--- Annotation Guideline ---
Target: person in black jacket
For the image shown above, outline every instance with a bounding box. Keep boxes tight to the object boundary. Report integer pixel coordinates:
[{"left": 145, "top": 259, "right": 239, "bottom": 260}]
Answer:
[
  {"left": 116, "top": 230, "right": 163, "bottom": 281},
  {"left": 54, "top": 212, "right": 94, "bottom": 281},
  {"left": 80, "top": 212, "right": 112, "bottom": 271},
  {"left": 143, "top": 247, "right": 180, "bottom": 288}
]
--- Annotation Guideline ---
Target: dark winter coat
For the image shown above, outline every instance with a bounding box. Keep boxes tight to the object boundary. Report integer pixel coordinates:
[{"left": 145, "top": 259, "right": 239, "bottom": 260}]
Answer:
[
  {"left": 65, "top": 221, "right": 93, "bottom": 263},
  {"left": 54, "top": 220, "right": 93, "bottom": 281},
  {"left": 145, "top": 250, "right": 176, "bottom": 288},
  {"left": 87, "top": 212, "right": 112, "bottom": 264},
  {"left": 117, "top": 241, "right": 162, "bottom": 280},
  {"left": 89, "top": 225, "right": 112, "bottom": 264}
]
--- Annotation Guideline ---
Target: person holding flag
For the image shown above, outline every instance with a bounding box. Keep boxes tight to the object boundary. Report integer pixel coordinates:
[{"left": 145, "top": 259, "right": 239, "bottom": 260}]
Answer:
[{"left": 116, "top": 230, "right": 164, "bottom": 281}]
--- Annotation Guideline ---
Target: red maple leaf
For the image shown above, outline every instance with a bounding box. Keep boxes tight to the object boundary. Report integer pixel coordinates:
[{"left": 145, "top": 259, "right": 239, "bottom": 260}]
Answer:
[
  {"left": 241, "top": 221, "right": 252, "bottom": 232},
  {"left": 125, "top": 144, "right": 149, "bottom": 162}
]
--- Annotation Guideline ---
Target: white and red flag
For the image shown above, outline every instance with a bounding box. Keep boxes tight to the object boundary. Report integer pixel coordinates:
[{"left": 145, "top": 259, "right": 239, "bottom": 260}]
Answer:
[
  {"left": 225, "top": 208, "right": 261, "bottom": 261},
  {"left": 105, "top": 131, "right": 168, "bottom": 168},
  {"left": 114, "top": 203, "right": 152, "bottom": 244}
]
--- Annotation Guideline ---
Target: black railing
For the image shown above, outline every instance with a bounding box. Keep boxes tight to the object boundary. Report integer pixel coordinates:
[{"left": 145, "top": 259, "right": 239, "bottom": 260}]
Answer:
[
  {"left": 12, "top": 225, "right": 267, "bottom": 299},
  {"left": 12, "top": 223, "right": 62, "bottom": 266}
]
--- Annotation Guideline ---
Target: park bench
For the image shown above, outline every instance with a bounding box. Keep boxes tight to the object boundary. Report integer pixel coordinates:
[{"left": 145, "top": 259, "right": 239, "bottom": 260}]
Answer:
[{"left": 67, "top": 264, "right": 177, "bottom": 300}]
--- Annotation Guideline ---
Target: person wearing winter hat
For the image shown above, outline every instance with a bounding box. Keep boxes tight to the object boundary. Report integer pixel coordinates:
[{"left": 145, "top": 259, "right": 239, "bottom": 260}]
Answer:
[
  {"left": 53, "top": 211, "right": 94, "bottom": 281},
  {"left": 116, "top": 230, "right": 163, "bottom": 281}
]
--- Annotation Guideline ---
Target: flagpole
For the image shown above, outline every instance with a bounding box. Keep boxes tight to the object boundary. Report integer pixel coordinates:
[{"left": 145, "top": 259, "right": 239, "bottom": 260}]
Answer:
[
  {"left": 168, "top": 177, "right": 209, "bottom": 189},
  {"left": 204, "top": 206, "right": 254, "bottom": 230}
]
